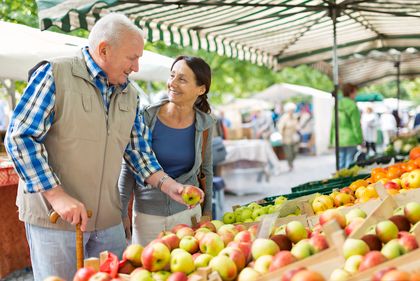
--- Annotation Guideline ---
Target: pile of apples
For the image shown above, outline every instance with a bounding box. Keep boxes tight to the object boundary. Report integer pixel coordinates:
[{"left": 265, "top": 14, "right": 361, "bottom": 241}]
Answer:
[
  {"left": 325, "top": 202, "right": 420, "bottom": 281},
  {"left": 67, "top": 217, "right": 331, "bottom": 281},
  {"left": 371, "top": 267, "right": 420, "bottom": 281},
  {"left": 222, "top": 196, "right": 297, "bottom": 224}
]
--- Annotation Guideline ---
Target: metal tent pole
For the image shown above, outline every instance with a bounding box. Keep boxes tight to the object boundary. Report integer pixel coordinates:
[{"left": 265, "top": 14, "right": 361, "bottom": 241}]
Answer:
[
  {"left": 395, "top": 60, "right": 401, "bottom": 136},
  {"left": 331, "top": 5, "right": 340, "bottom": 171}
]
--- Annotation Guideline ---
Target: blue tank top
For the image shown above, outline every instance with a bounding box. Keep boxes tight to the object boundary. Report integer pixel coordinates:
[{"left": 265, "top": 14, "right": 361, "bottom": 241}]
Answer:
[{"left": 152, "top": 118, "right": 196, "bottom": 179}]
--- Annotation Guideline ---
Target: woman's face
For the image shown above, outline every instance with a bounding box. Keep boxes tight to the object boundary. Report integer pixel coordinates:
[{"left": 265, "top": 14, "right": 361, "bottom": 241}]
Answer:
[{"left": 167, "top": 60, "right": 205, "bottom": 106}]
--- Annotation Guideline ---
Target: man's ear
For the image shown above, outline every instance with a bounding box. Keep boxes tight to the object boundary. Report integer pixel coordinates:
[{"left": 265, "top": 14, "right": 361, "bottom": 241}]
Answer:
[{"left": 98, "top": 41, "right": 108, "bottom": 58}]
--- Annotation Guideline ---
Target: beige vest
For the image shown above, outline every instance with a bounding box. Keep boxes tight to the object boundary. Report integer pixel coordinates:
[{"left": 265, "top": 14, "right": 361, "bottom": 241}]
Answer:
[{"left": 17, "top": 53, "right": 138, "bottom": 231}]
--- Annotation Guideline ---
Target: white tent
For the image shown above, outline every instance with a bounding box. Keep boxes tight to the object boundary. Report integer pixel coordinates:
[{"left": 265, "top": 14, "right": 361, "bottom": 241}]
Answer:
[
  {"left": 0, "top": 21, "right": 173, "bottom": 82},
  {"left": 254, "top": 83, "right": 334, "bottom": 155}
]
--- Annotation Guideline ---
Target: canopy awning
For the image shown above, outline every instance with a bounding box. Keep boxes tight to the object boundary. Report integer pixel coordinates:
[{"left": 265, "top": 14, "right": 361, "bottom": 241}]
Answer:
[
  {"left": 0, "top": 20, "right": 174, "bottom": 82},
  {"left": 36, "top": 0, "right": 420, "bottom": 83}
]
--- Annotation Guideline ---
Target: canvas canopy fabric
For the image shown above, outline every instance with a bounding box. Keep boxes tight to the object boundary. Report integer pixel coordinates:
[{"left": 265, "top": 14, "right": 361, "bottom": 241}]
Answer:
[
  {"left": 35, "top": 0, "right": 420, "bottom": 86},
  {"left": 0, "top": 20, "right": 174, "bottom": 82}
]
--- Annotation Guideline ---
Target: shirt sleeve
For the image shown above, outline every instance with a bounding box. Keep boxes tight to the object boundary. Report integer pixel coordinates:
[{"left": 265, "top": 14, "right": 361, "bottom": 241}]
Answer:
[
  {"left": 5, "top": 63, "right": 61, "bottom": 193},
  {"left": 123, "top": 100, "right": 162, "bottom": 182}
]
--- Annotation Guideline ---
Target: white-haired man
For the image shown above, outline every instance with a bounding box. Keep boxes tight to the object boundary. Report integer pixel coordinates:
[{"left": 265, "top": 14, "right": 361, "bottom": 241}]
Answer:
[{"left": 6, "top": 13, "right": 203, "bottom": 280}]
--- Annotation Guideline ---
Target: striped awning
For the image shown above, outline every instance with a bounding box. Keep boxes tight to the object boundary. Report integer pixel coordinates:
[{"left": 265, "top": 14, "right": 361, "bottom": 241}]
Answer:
[
  {"left": 36, "top": 0, "right": 420, "bottom": 84},
  {"left": 313, "top": 48, "right": 420, "bottom": 86}
]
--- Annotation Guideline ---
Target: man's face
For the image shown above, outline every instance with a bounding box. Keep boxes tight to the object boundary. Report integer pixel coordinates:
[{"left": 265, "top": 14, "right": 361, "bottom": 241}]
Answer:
[{"left": 101, "top": 31, "right": 143, "bottom": 85}]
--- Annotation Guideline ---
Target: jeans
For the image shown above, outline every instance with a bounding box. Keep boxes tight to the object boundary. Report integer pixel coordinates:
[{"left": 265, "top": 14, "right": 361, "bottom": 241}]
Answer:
[
  {"left": 25, "top": 223, "right": 126, "bottom": 281},
  {"left": 339, "top": 146, "right": 358, "bottom": 170}
]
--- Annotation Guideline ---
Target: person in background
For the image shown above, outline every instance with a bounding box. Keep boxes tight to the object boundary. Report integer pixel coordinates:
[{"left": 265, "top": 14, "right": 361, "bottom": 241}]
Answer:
[
  {"left": 380, "top": 107, "right": 397, "bottom": 149},
  {"left": 277, "top": 102, "right": 299, "bottom": 171},
  {"left": 298, "top": 105, "right": 313, "bottom": 147},
  {"left": 361, "top": 105, "right": 379, "bottom": 156},
  {"left": 5, "top": 14, "right": 202, "bottom": 281},
  {"left": 413, "top": 105, "right": 420, "bottom": 130},
  {"left": 330, "top": 83, "right": 363, "bottom": 170},
  {"left": 119, "top": 56, "right": 214, "bottom": 245}
]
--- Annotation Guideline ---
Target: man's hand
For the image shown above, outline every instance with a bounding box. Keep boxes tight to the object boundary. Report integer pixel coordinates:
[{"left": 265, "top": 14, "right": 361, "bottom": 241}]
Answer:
[{"left": 42, "top": 186, "right": 88, "bottom": 231}]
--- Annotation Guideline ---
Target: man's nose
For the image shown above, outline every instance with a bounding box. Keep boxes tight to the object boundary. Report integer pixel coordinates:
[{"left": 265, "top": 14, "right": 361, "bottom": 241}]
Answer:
[{"left": 131, "top": 60, "right": 139, "bottom": 72}]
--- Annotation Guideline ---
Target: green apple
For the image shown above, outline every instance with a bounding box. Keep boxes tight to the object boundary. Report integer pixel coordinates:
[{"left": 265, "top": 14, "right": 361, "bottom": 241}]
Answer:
[
  {"left": 211, "top": 220, "right": 224, "bottom": 230},
  {"left": 170, "top": 250, "right": 195, "bottom": 274},
  {"left": 274, "top": 196, "right": 287, "bottom": 205},
  {"left": 209, "top": 255, "right": 237, "bottom": 281},
  {"left": 251, "top": 238, "right": 280, "bottom": 260},
  {"left": 240, "top": 208, "right": 253, "bottom": 221},
  {"left": 404, "top": 202, "right": 420, "bottom": 224},
  {"left": 290, "top": 239, "right": 315, "bottom": 260},
  {"left": 329, "top": 268, "right": 351, "bottom": 281},
  {"left": 251, "top": 208, "right": 266, "bottom": 220},
  {"left": 123, "top": 244, "right": 144, "bottom": 267},
  {"left": 285, "top": 221, "right": 308, "bottom": 243},
  {"left": 253, "top": 255, "right": 273, "bottom": 274},
  {"left": 222, "top": 212, "right": 236, "bottom": 224},
  {"left": 247, "top": 202, "right": 262, "bottom": 211},
  {"left": 179, "top": 236, "right": 199, "bottom": 254},
  {"left": 343, "top": 255, "right": 363, "bottom": 274},
  {"left": 194, "top": 253, "right": 213, "bottom": 268},
  {"left": 131, "top": 268, "right": 154, "bottom": 281},
  {"left": 381, "top": 239, "right": 406, "bottom": 259},
  {"left": 152, "top": 271, "right": 171, "bottom": 281},
  {"left": 237, "top": 267, "right": 261, "bottom": 281},
  {"left": 345, "top": 208, "right": 367, "bottom": 224},
  {"left": 199, "top": 232, "right": 225, "bottom": 256},
  {"left": 342, "top": 239, "right": 369, "bottom": 259},
  {"left": 375, "top": 220, "right": 399, "bottom": 243}
]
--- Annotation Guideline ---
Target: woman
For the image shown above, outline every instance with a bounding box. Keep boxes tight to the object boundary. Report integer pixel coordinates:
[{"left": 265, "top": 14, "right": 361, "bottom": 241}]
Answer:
[
  {"left": 119, "top": 56, "right": 214, "bottom": 245},
  {"left": 278, "top": 102, "right": 299, "bottom": 171},
  {"left": 361, "top": 106, "right": 378, "bottom": 156},
  {"left": 330, "top": 83, "right": 363, "bottom": 169}
]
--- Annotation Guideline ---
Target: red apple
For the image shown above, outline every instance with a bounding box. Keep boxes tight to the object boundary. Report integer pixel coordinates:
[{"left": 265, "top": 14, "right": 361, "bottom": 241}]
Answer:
[
  {"left": 371, "top": 266, "right": 396, "bottom": 281},
  {"left": 381, "top": 270, "right": 411, "bottom": 281},
  {"left": 197, "top": 221, "right": 217, "bottom": 232},
  {"left": 289, "top": 269, "right": 325, "bottom": 281},
  {"left": 269, "top": 251, "right": 296, "bottom": 272},
  {"left": 235, "top": 230, "right": 255, "bottom": 243},
  {"left": 179, "top": 235, "right": 199, "bottom": 254},
  {"left": 234, "top": 224, "right": 247, "bottom": 232},
  {"left": 344, "top": 217, "right": 365, "bottom": 236},
  {"left": 209, "top": 255, "right": 237, "bottom": 281},
  {"left": 358, "top": 251, "right": 387, "bottom": 271},
  {"left": 181, "top": 186, "right": 202, "bottom": 206},
  {"left": 160, "top": 233, "right": 180, "bottom": 251},
  {"left": 171, "top": 224, "right": 189, "bottom": 234},
  {"left": 88, "top": 272, "right": 112, "bottom": 281},
  {"left": 398, "top": 232, "right": 418, "bottom": 252},
  {"left": 227, "top": 241, "right": 252, "bottom": 261},
  {"left": 361, "top": 234, "right": 383, "bottom": 251},
  {"left": 281, "top": 267, "right": 305, "bottom": 281},
  {"left": 319, "top": 209, "right": 346, "bottom": 229},
  {"left": 270, "top": 234, "right": 292, "bottom": 251},
  {"left": 388, "top": 215, "right": 411, "bottom": 232},
  {"left": 141, "top": 242, "right": 171, "bottom": 272},
  {"left": 175, "top": 226, "right": 195, "bottom": 239},
  {"left": 309, "top": 234, "right": 329, "bottom": 253},
  {"left": 219, "top": 247, "right": 246, "bottom": 271},
  {"left": 167, "top": 272, "right": 188, "bottom": 281},
  {"left": 73, "top": 267, "right": 96, "bottom": 281},
  {"left": 117, "top": 259, "right": 136, "bottom": 274}
]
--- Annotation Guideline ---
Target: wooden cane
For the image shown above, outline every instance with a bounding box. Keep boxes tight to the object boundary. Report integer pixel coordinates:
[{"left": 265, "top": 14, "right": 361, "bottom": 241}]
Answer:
[{"left": 49, "top": 210, "right": 93, "bottom": 270}]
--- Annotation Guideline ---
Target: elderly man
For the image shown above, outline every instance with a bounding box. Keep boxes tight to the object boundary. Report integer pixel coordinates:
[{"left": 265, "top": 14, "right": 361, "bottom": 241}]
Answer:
[{"left": 6, "top": 13, "right": 202, "bottom": 281}]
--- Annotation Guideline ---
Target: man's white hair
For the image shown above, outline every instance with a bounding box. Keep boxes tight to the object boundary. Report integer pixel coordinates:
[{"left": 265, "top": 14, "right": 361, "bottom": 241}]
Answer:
[
  {"left": 284, "top": 102, "right": 296, "bottom": 112},
  {"left": 88, "top": 13, "right": 144, "bottom": 51}
]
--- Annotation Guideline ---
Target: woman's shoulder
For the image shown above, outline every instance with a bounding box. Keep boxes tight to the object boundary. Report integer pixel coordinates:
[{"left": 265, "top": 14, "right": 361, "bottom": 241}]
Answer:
[{"left": 195, "top": 109, "right": 216, "bottom": 130}]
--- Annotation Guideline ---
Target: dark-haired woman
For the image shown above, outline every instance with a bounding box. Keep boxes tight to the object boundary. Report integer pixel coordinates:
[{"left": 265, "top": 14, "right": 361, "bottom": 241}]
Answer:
[{"left": 119, "top": 56, "right": 214, "bottom": 245}]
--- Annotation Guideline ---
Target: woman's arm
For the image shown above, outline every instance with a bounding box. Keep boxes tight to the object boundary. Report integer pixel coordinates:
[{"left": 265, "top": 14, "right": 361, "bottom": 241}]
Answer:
[{"left": 202, "top": 126, "right": 214, "bottom": 217}]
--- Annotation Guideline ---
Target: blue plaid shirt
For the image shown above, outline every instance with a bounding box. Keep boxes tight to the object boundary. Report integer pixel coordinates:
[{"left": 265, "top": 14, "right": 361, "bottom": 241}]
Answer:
[{"left": 6, "top": 47, "right": 161, "bottom": 193}]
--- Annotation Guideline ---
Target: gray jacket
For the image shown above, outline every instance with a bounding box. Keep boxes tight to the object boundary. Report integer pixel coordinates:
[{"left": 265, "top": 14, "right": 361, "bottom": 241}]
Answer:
[{"left": 119, "top": 99, "right": 215, "bottom": 217}]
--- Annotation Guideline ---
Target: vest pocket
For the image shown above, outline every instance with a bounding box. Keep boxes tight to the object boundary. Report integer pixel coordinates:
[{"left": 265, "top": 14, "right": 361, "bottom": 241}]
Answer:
[{"left": 82, "top": 95, "right": 92, "bottom": 112}]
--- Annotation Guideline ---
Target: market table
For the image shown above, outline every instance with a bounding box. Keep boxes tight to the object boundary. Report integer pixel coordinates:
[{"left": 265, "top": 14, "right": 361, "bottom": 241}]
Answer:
[
  {"left": 219, "top": 139, "right": 282, "bottom": 194},
  {"left": 0, "top": 164, "right": 31, "bottom": 278}
]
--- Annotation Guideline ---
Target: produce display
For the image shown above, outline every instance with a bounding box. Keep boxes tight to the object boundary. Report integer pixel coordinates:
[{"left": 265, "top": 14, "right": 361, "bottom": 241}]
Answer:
[{"left": 43, "top": 146, "right": 420, "bottom": 281}]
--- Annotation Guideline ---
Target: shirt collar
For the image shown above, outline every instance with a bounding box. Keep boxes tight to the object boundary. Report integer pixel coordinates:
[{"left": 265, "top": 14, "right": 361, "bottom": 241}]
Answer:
[{"left": 81, "top": 46, "right": 129, "bottom": 90}]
